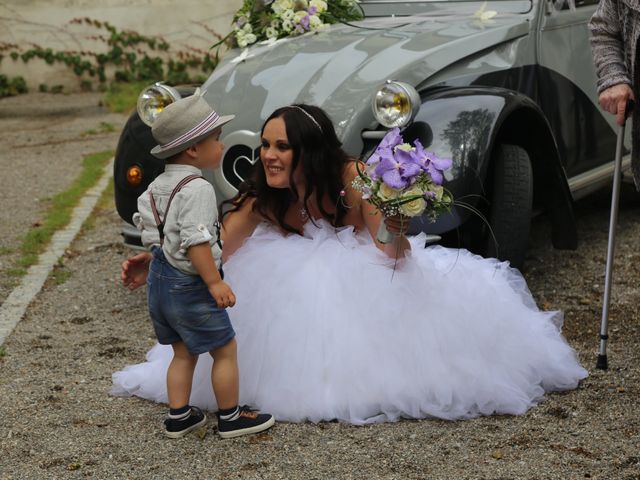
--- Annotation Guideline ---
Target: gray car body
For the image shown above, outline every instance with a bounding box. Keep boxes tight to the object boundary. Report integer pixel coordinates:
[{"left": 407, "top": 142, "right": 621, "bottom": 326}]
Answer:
[
  {"left": 202, "top": 0, "right": 623, "bottom": 215},
  {"left": 117, "top": 0, "right": 626, "bottom": 257}
]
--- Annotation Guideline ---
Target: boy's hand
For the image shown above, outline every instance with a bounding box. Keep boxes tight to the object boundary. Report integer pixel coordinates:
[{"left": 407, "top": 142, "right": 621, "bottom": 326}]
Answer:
[
  {"left": 121, "top": 252, "right": 152, "bottom": 290},
  {"left": 209, "top": 281, "right": 236, "bottom": 308}
]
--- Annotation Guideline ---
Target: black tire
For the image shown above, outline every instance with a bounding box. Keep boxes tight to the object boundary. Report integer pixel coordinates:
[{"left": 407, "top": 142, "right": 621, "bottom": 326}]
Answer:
[{"left": 484, "top": 143, "right": 533, "bottom": 270}]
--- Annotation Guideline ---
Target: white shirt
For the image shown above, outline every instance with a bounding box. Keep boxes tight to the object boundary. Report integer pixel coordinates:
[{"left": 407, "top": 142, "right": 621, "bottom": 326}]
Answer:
[{"left": 133, "top": 164, "right": 223, "bottom": 274}]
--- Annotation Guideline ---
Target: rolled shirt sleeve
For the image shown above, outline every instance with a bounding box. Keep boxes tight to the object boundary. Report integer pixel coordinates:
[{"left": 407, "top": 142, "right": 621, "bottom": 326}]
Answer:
[{"left": 177, "top": 182, "right": 220, "bottom": 253}]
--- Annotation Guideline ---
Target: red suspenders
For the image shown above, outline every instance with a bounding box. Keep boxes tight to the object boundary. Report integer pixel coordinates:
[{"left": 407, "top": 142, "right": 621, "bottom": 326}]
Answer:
[{"left": 149, "top": 174, "right": 204, "bottom": 245}]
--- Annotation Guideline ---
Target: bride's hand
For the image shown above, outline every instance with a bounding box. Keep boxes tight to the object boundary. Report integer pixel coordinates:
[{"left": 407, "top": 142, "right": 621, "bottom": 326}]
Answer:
[
  {"left": 384, "top": 215, "right": 411, "bottom": 236},
  {"left": 121, "top": 252, "right": 152, "bottom": 290}
]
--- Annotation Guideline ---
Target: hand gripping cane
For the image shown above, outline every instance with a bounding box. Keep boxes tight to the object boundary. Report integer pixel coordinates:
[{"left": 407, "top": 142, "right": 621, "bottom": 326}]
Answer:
[{"left": 596, "top": 99, "right": 634, "bottom": 370}]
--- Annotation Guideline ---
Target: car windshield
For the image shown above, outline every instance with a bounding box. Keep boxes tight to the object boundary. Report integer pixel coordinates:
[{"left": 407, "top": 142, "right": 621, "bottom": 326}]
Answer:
[{"left": 359, "top": 0, "right": 533, "bottom": 16}]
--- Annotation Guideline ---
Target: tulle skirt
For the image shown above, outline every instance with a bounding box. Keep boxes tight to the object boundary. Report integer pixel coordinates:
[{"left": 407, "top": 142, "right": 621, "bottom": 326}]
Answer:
[{"left": 112, "top": 220, "right": 587, "bottom": 424}]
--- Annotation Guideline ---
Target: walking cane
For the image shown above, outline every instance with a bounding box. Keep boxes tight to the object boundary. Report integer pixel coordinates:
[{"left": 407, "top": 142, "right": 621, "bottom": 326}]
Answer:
[{"left": 596, "top": 100, "right": 634, "bottom": 370}]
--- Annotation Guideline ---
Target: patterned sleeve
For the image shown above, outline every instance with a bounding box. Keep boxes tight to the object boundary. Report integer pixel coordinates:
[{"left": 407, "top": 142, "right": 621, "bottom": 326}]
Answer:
[
  {"left": 177, "top": 182, "right": 219, "bottom": 252},
  {"left": 588, "top": 0, "right": 632, "bottom": 93}
]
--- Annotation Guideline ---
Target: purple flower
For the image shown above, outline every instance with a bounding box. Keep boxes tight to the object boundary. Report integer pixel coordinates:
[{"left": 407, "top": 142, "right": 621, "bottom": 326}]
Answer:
[
  {"left": 300, "top": 15, "right": 311, "bottom": 30},
  {"left": 379, "top": 127, "right": 403, "bottom": 150},
  {"left": 412, "top": 139, "right": 452, "bottom": 185},
  {"left": 375, "top": 147, "right": 422, "bottom": 189},
  {"left": 308, "top": 6, "right": 318, "bottom": 15},
  {"left": 295, "top": 24, "right": 306, "bottom": 34},
  {"left": 365, "top": 128, "right": 402, "bottom": 168}
]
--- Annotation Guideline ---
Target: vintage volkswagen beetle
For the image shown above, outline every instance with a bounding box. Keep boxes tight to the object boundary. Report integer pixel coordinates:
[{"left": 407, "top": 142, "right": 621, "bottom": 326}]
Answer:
[{"left": 114, "top": 0, "right": 627, "bottom": 269}]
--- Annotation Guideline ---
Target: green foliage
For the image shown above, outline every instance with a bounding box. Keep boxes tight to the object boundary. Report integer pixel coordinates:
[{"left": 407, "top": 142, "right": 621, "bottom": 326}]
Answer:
[
  {"left": 1, "top": 17, "right": 221, "bottom": 93},
  {"left": 81, "top": 178, "right": 114, "bottom": 234},
  {"left": 0, "top": 74, "right": 28, "bottom": 98},
  {"left": 81, "top": 121, "right": 116, "bottom": 137},
  {"left": 16, "top": 151, "right": 113, "bottom": 273},
  {"left": 51, "top": 261, "right": 72, "bottom": 285},
  {"left": 102, "top": 80, "right": 149, "bottom": 113},
  {"left": 0, "top": 346, "right": 6, "bottom": 358}
]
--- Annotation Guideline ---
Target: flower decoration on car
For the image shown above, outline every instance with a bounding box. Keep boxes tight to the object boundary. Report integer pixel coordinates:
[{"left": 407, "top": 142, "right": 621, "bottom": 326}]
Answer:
[
  {"left": 226, "top": 0, "right": 363, "bottom": 49},
  {"left": 472, "top": 1, "right": 498, "bottom": 28}
]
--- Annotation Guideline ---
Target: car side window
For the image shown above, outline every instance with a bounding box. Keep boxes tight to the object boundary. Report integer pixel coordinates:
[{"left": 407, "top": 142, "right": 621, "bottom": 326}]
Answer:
[{"left": 552, "top": 0, "right": 598, "bottom": 10}]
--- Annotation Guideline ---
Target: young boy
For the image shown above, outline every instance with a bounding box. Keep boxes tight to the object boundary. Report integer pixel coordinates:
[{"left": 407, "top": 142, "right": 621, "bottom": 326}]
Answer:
[{"left": 133, "top": 92, "right": 274, "bottom": 439}]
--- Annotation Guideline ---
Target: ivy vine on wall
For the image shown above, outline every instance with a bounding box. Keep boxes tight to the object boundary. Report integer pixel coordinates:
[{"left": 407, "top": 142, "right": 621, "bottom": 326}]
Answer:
[{"left": 0, "top": 17, "right": 223, "bottom": 98}]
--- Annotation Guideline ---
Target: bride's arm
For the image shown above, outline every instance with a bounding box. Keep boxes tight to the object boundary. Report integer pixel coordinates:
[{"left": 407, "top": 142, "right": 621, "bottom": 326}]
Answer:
[
  {"left": 344, "top": 162, "right": 411, "bottom": 259},
  {"left": 220, "top": 197, "right": 262, "bottom": 262}
]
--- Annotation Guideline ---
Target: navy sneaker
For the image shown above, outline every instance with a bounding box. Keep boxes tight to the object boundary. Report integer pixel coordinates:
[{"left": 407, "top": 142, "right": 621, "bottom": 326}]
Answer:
[
  {"left": 217, "top": 406, "right": 275, "bottom": 439},
  {"left": 164, "top": 406, "right": 207, "bottom": 439}
]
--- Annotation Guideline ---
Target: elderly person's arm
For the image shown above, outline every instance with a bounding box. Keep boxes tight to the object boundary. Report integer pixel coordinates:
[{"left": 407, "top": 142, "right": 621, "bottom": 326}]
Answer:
[{"left": 589, "top": 0, "right": 635, "bottom": 125}]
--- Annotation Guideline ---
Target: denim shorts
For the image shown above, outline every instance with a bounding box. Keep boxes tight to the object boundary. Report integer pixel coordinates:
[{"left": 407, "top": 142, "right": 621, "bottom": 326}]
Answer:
[{"left": 147, "top": 248, "right": 235, "bottom": 355}]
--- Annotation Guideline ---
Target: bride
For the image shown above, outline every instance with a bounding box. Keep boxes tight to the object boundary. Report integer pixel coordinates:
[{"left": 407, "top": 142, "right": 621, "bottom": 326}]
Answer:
[{"left": 113, "top": 104, "right": 587, "bottom": 425}]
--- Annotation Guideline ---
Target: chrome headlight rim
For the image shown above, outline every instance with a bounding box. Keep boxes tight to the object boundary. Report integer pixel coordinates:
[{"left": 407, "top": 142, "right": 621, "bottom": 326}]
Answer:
[
  {"left": 372, "top": 80, "right": 420, "bottom": 129},
  {"left": 136, "top": 82, "right": 181, "bottom": 127}
]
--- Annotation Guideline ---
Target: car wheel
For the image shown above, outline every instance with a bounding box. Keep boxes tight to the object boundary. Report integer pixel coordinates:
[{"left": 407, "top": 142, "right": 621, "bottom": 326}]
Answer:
[{"left": 484, "top": 143, "right": 533, "bottom": 270}]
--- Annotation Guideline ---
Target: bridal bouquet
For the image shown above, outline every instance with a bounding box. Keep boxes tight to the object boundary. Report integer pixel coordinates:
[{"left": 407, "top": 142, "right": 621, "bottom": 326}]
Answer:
[
  {"left": 228, "top": 0, "right": 363, "bottom": 48},
  {"left": 352, "top": 128, "right": 454, "bottom": 243}
]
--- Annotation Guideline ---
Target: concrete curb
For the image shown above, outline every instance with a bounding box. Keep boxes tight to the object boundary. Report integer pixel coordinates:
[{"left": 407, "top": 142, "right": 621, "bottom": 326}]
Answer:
[{"left": 0, "top": 158, "right": 114, "bottom": 346}]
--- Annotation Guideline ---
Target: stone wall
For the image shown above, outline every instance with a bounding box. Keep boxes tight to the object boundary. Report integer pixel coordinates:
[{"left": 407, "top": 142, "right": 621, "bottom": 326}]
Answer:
[{"left": 0, "top": 0, "right": 241, "bottom": 90}]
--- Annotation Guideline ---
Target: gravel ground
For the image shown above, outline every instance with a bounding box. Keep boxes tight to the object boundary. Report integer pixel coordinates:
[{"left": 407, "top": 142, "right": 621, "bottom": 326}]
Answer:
[
  {"left": 0, "top": 93, "right": 639, "bottom": 479},
  {"left": 0, "top": 92, "right": 127, "bottom": 304}
]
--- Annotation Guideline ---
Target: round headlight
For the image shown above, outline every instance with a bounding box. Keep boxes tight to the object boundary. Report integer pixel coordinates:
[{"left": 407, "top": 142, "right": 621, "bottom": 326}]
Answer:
[
  {"left": 137, "top": 83, "right": 181, "bottom": 127},
  {"left": 372, "top": 80, "right": 420, "bottom": 129}
]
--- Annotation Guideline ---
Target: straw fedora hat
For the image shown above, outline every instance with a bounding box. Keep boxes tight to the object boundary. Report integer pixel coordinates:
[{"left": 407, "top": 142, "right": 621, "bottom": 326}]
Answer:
[{"left": 150, "top": 92, "right": 235, "bottom": 160}]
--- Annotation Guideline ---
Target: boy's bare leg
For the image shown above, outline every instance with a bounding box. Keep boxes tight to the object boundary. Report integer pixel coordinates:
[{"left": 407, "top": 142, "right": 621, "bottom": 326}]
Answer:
[
  {"left": 167, "top": 341, "right": 198, "bottom": 409},
  {"left": 210, "top": 338, "right": 239, "bottom": 410}
]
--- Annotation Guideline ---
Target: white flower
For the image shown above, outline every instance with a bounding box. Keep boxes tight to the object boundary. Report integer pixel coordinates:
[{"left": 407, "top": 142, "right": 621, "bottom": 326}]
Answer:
[
  {"left": 281, "top": 19, "right": 294, "bottom": 32},
  {"left": 395, "top": 143, "right": 414, "bottom": 152},
  {"left": 281, "top": 8, "right": 295, "bottom": 21},
  {"left": 294, "top": 10, "right": 308, "bottom": 23},
  {"left": 309, "top": 0, "right": 328, "bottom": 13},
  {"left": 430, "top": 185, "right": 444, "bottom": 201},
  {"left": 309, "top": 14, "right": 324, "bottom": 30},
  {"left": 474, "top": 1, "right": 497, "bottom": 21},
  {"left": 242, "top": 23, "right": 253, "bottom": 33},
  {"left": 399, "top": 186, "right": 427, "bottom": 217},
  {"left": 265, "top": 27, "right": 279, "bottom": 39},
  {"left": 244, "top": 33, "right": 257, "bottom": 45},
  {"left": 272, "top": 0, "right": 294, "bottom": 14},
  {"left": 377, "top": 183, "right": 402, "bottom": 201}
]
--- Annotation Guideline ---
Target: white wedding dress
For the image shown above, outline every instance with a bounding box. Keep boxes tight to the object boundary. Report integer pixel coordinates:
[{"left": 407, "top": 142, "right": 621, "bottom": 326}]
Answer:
[{"left": 112, "top": 220, "right": 588, "bottom": 424}]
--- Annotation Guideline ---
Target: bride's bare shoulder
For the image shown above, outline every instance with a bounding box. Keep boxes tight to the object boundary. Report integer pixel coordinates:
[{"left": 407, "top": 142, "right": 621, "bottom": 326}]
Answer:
[{"left": 223, "top": 195, "right": 261, "bottom": 228}]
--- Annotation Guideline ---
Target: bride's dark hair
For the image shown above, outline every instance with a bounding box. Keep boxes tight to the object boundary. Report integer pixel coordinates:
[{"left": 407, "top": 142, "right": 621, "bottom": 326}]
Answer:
[{"left": 222, "top": 104, "right": 350, "bottom": 233}]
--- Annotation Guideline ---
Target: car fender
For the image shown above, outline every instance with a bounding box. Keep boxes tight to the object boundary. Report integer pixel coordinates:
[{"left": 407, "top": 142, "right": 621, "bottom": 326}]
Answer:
[{"left": 387, "top": 86, "right": 576, "bottom": 248}]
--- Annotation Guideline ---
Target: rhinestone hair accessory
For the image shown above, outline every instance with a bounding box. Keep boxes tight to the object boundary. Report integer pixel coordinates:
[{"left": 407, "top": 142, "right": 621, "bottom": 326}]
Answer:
[{"left": 290, "top": 105, "right": 322, "bottom": 132}]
